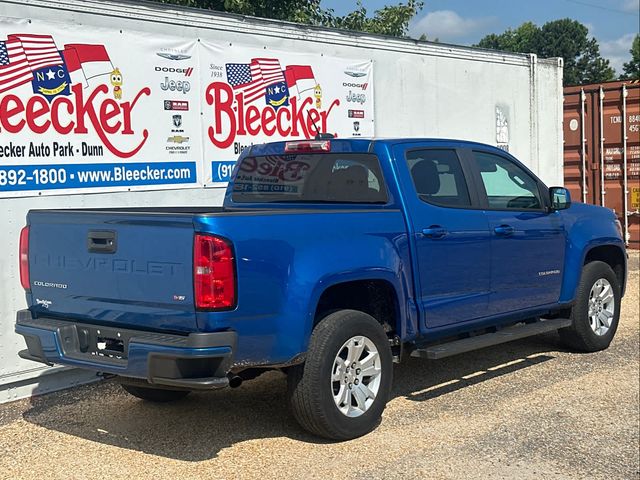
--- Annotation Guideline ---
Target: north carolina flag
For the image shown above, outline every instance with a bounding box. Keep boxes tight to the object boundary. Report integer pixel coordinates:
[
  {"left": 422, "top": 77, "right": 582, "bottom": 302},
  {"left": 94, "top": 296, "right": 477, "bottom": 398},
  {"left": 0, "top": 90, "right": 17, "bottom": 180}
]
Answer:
[
  {"left": 285, "top": 65, "right": 316, "bottom": 98},
  {"left": 63, "top": 43, "right": 113, "bottom": 81}
]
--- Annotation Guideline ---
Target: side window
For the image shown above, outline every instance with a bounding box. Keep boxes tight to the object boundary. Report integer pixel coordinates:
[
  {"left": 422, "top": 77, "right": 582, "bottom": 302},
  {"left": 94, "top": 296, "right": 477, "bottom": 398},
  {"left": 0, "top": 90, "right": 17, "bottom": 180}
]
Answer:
[
  {"left": 473, "top": 151, "right": 542, "bottom": 210},
  {"left": 406, "top": 149, "right": 471, "bottom": 208}
]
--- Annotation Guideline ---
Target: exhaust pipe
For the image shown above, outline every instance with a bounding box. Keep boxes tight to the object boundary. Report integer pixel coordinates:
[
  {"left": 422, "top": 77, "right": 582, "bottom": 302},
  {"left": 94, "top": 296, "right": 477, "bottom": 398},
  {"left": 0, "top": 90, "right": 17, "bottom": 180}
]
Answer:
[{"left": 228, "top": 375, "right": 243, "bottom": 388}]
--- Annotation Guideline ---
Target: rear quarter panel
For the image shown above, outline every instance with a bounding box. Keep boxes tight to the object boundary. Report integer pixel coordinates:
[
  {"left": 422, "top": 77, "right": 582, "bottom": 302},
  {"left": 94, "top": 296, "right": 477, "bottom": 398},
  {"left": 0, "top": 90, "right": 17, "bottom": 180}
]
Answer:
[{"left": 193, "top": 209, "right": 413, "bottom": 366}]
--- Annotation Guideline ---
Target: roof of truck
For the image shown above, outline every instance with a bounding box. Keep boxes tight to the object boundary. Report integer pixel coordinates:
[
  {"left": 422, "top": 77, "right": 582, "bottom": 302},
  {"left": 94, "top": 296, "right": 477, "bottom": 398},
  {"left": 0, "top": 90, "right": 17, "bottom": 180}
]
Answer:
[{"left": 247, "top": 138, "right": 506, "bottom": 157}]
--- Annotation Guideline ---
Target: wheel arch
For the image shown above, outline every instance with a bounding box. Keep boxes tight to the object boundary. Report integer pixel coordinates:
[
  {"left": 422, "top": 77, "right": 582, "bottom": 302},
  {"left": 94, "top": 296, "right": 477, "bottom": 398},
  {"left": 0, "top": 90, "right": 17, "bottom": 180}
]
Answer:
[
  {"left": 559, "top": 240, "right": 627, "bottom": 304},
  {"left": 582, "top": 244, "right": 627, "bottom": 296},
  {"left": 304, "top": 270, "right": 406, "bottom": 349}
]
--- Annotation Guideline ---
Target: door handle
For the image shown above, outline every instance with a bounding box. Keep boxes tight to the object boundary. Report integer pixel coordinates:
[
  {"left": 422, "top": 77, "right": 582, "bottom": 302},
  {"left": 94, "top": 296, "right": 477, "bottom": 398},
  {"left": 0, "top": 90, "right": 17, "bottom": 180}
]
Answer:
[
  {"left": 422, "top": 226, "right": 448, "bottom": 238},
  {"left": 494, "top": 225, "right": 515, "bottom": 236}
]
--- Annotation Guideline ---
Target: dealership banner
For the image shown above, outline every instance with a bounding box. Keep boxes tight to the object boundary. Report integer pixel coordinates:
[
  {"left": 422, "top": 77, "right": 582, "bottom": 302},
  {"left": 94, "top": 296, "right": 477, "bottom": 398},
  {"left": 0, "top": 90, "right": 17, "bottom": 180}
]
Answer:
[
  {"left": 0, "top": 17, "right": 375, "bottom": 197},
  {"left": 199, "top": 41, "right": 374, "bottom": 185}
]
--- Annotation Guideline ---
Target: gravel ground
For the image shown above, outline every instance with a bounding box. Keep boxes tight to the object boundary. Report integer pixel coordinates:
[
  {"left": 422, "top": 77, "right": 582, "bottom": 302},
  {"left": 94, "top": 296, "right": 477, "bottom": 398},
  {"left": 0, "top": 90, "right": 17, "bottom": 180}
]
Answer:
[{"left": 1, "top": 252, "right": 638, "bottom": 480}]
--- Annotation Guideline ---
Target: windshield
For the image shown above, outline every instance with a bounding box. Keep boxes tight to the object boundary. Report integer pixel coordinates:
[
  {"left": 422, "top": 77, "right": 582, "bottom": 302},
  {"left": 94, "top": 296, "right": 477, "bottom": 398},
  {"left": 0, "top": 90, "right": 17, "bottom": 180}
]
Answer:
[{"left": 231, "top": 153, "right": 388, "bottom": 204}]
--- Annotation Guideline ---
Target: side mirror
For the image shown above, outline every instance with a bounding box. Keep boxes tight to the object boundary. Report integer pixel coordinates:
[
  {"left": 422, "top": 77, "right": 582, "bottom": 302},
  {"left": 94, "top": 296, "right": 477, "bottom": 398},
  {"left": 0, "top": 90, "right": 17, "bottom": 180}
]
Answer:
[{"left": 550, "top": 186, "right": 571, "bottom": 210}]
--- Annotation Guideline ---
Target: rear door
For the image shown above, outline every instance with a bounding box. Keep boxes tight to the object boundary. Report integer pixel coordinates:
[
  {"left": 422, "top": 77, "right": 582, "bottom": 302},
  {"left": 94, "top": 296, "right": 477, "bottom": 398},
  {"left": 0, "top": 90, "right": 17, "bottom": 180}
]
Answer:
[
  {"left": 467, "top": 149, "right": 566, "bottom": 314},
  {"left": 27, "top": 210, "right": 198, "bottom": 333},
  {"left": 393, "top": 144, "right": 491, "bottom": 329}
]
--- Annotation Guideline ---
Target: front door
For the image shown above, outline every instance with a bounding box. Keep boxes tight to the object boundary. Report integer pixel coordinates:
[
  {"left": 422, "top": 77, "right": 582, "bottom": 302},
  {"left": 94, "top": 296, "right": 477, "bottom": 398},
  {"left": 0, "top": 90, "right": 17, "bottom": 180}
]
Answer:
[{"left": 470, "top": 149, "right": 566, "bottom": 315}]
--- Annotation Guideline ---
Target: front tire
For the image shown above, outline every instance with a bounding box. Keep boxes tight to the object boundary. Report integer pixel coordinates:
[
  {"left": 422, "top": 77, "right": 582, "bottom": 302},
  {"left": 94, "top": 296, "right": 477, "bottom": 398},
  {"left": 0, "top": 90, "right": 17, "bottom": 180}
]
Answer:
[
  {"left": 287, "top": 309, "right": 393, "bottom": 440},
  {"left": 559, "top": 261, "right": 621, "bottom": 352}
]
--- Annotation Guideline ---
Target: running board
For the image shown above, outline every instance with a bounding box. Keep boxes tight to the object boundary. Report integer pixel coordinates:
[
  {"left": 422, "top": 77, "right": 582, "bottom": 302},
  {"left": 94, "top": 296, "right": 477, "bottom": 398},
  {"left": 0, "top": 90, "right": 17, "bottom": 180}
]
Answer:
[{"left": 411, "top": 318, "right": 572, "bottom": 360}]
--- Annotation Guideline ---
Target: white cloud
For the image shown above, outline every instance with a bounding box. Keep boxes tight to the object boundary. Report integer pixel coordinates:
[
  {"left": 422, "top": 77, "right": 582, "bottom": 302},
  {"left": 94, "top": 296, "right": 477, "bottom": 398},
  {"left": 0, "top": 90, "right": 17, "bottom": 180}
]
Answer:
[
  {"left": 409, "top": 10, "right": 497, "bottom": 43},
  {"left": 584, "top": 23, "right": 595, "bottom": 38},
  {"left": 621, "top": 0, "right": 639, "bottom": 13},
  {"left": 600, "top": 33, "right": 636, "bottom": 73}
]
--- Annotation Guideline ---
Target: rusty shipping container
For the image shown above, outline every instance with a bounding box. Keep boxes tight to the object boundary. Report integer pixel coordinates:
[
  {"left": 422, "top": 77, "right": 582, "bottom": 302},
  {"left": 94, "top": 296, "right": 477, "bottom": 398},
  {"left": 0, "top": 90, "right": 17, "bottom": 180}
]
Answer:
[{"left": 564, "top": 80, "right": 640, "bottom": 249}]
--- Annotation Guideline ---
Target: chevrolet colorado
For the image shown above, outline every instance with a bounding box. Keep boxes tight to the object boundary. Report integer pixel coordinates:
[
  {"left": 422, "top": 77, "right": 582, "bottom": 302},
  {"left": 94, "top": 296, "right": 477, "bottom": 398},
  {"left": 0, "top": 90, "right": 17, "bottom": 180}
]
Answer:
[{"left": 16, "top": 138, "right": 627, "bottom": 440}]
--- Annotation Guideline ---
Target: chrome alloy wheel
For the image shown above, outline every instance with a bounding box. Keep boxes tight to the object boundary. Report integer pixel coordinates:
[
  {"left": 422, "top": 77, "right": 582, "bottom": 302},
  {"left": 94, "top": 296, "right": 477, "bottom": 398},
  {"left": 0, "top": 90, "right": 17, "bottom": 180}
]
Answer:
[
  {"left": 588, "top": 278, "right": 615, "bottom": 336},
  {"left": 331, "top": 335, "right": 382, "bottom": 418}
]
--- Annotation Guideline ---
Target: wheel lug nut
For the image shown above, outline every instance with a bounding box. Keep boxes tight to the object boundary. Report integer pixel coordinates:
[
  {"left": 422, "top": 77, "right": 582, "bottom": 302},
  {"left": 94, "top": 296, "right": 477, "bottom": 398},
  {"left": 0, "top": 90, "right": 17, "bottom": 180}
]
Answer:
[
  {"left": 356, "top": 369, "right": 361, "bottom": 375},
  {"left": 348, "top": 383, "right": 352, "bottom": 389},
  {"left": 354, "top": 379, "right": 359, "bottom": 385}
]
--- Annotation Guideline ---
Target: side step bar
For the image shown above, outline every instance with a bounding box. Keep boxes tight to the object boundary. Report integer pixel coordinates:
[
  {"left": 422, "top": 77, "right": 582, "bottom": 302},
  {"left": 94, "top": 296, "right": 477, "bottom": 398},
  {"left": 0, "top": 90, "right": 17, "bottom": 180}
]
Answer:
[{"left": 411, "top": 318, "right": 572, "bottom": 360}]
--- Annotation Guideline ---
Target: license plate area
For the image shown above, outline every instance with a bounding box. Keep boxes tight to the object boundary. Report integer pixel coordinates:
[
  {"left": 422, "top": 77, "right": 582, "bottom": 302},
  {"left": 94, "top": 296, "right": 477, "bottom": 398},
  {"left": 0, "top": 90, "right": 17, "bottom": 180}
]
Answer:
[
  {"left": 73, "top": 325, "right": 129, "bottom": 360},
  {"left": 96, "top": 336, "right": 125, "bottom": 355}
]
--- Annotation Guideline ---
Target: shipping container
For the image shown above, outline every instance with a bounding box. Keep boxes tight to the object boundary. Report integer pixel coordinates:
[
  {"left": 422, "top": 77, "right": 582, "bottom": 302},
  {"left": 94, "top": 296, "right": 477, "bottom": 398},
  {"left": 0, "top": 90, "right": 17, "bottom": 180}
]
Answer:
[
  {"left": 564, "top": 80, "right": 640, "bottom": 249},
  {"left": 0, "top": 0, "right": 564, "bottom": 402}
]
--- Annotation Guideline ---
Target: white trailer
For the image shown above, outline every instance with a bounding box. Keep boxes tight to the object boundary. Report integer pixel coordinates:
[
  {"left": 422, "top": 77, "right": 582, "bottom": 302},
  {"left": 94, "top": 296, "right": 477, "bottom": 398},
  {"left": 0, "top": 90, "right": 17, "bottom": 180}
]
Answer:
[{"left": 0, "top": 0, "right": 564, "bottom": 402}]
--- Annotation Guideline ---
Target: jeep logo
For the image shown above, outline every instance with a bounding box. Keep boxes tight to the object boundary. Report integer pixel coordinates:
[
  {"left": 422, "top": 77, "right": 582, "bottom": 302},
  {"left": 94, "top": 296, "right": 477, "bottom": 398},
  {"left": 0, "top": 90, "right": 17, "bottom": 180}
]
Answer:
[{"left": 160, "top": 77, "right": 191, "bottom": 94}]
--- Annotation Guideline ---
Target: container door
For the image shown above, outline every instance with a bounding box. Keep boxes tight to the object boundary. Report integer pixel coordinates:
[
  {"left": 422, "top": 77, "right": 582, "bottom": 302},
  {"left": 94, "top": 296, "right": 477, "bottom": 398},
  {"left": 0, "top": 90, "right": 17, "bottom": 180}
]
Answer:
[
  {"left": 471, "top": 150, "right": 566, "bottom": 314},
  {"left": 394, "top": 145, "right": 491, "bottom": 328},
  {"left": 563, "top": 82, "right": 640, "bottom": 250}
]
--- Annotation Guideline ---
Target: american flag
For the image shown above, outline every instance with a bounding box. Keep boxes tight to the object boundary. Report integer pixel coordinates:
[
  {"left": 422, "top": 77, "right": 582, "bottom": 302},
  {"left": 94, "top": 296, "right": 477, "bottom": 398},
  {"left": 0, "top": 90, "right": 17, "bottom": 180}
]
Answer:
[
  {"left": 226, "top": 58, "right": 286, "bottom": 105},
  {"left": 8, "top": 34, "right": 64, "bottom": 72},
  {"left": 0, "top": 38, "right": 33, "bottom": 94}
]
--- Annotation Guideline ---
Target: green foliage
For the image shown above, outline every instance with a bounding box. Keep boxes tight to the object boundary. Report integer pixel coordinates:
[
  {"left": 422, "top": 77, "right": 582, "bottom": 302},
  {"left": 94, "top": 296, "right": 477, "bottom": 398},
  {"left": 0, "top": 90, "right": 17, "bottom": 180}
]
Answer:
[
  {"left": 475, "top": 19, "right": 616, "bottom": 86},
  {"left": 621, "top": 34, "right": 639, "bottom": 80},
  {"left": 476, "top": 22, "right": 541, "bottom": 53},
  {"left": 157, "top": 0, "right": 423, "bottom": 37},
  {"left": 332, "top": 0, "right": 424, "bottom": 37}
]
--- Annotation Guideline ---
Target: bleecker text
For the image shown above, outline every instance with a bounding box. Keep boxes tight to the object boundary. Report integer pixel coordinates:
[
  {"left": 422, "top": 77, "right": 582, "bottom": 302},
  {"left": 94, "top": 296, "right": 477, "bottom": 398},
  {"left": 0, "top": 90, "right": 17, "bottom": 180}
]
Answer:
[
  {"left": 205, "top": 82, "right": 340, "bottom": 149},
  {"left": 0, "top": 84, "right": 150, "bottom": 158}
]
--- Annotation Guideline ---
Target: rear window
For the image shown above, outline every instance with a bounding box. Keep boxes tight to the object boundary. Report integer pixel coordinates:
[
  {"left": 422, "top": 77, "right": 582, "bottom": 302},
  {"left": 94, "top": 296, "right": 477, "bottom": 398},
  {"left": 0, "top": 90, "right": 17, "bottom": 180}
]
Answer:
[{"left": 231, "top": 154, "right": 388, "bottom": 204}]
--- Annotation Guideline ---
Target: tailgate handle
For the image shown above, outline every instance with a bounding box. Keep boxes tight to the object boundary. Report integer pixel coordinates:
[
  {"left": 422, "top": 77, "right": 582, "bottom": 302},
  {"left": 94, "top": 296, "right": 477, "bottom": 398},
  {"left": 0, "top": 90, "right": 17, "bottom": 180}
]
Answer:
[{"left": 88, "top": 230, "right": 117, "bottom": 254}]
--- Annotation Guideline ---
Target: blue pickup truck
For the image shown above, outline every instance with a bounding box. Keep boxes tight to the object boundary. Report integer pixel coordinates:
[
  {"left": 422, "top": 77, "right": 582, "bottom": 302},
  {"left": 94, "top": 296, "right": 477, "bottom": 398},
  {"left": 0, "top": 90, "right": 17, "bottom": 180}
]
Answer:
[{"left": 16, "top": 138, "right": 627, "bottom": 440}]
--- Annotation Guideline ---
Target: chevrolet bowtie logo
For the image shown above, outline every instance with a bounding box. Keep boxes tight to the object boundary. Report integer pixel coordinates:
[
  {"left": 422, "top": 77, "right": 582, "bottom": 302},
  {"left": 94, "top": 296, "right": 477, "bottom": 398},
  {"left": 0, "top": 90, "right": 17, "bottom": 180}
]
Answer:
[{"left": 167, "top": 135, "right": 190, "bottom": 144}]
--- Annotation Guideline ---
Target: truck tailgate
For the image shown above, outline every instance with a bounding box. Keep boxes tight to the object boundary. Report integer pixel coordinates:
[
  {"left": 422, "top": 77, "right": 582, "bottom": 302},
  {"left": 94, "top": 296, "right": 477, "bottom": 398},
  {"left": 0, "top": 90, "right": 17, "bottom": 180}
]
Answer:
[{"left": 26, "top": 210, "right": 198, "bottom": 333}]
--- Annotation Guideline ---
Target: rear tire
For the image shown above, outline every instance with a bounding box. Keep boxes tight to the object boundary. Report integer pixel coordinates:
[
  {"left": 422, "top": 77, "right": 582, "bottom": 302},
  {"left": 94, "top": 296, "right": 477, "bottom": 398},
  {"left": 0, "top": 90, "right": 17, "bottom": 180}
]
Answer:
[
  {"left": 559, "top": 261, "right": 621, "bottom": 352},
  {"left": 120, "top": 383, "right": 190, "bottom": 403},
  {"left": 287, "top": 309, "right": 393, "bottom": 440}
]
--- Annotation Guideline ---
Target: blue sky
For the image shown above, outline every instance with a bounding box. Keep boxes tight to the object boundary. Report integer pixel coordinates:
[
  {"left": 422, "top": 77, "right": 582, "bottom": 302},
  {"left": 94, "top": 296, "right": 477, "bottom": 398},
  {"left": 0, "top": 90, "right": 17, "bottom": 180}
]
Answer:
[{"left": 323, "top": 0, "right": 640, "bottom": 73}]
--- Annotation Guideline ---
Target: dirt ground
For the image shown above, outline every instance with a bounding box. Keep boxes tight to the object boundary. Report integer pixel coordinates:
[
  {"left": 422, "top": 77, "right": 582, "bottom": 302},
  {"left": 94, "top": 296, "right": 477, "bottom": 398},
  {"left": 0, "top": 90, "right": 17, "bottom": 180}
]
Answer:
[{"left": 1, "top": 253, "right": 638, "bottom": 480}]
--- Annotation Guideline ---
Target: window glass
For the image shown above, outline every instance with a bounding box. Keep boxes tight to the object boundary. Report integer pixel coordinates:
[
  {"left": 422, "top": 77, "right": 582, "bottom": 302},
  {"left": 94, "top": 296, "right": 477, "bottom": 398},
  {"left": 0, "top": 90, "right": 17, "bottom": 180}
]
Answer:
[
  {"left": 474, "top": 151, "right": 542, "bottom": 210},
  {"left": 232, "top": 154, "right": 387, "bottom": 204},
  {"left": 406, "top": 149, "right": 471, "bottom": 207}
]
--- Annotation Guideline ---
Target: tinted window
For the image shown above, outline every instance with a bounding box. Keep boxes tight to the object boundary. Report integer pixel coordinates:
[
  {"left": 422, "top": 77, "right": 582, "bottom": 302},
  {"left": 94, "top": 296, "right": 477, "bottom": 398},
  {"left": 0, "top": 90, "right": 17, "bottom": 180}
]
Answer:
[
  {"left": 406, "top": 149, "right": 471, "bottom": 207},
  {"left": 231, "top": 154, "right": 387, "bottom": 204},
  {"left": 474, "top": 151, "right": 542, "bottom": 210}
]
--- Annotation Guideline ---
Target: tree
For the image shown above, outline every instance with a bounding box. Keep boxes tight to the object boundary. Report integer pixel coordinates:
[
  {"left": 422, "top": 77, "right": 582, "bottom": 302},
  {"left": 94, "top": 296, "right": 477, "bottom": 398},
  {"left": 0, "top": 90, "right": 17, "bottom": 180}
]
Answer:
[
  {"left": 332, "top": 0, "right": 423, "bottom": 37},
  {"left": 157, "top": 0, "right": 423, "bottom": 37},
  {"left": 476, "top": 22, "right": 541, "bottom": 53},
  {"left": 475, "top": 19, "right": 615, "bottom": 86},
  {"left": 621, "top": 34, "right": 639, "bottom": 80}
]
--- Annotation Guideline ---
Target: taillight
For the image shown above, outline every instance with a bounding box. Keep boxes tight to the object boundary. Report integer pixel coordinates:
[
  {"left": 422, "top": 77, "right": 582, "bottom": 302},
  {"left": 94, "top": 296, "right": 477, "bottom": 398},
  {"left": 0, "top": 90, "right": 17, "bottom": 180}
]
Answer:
[
  {"left": 19, "top": 226, "right": 30, "bottom": 291},
  {"left": 284, "top": 140, "right": 331, "bottom": 153},
  {"left": 194, "top": 234, "right": 236, "bottom": 310}
]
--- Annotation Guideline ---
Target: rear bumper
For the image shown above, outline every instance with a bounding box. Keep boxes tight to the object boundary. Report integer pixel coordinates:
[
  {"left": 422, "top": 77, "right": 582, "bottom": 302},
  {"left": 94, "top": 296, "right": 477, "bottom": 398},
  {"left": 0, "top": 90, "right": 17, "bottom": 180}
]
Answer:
[{"left": 15, "top": 310, "right": 237, "bottom": 390}]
